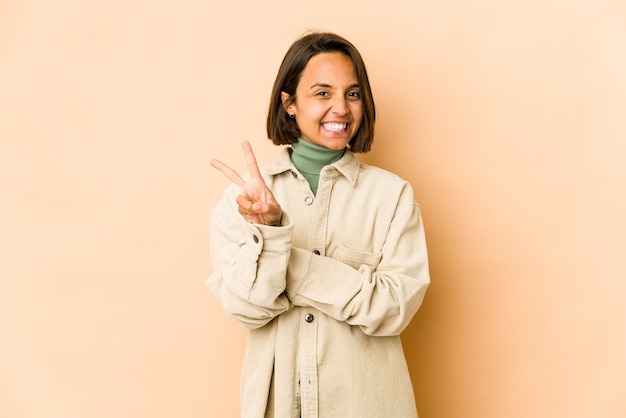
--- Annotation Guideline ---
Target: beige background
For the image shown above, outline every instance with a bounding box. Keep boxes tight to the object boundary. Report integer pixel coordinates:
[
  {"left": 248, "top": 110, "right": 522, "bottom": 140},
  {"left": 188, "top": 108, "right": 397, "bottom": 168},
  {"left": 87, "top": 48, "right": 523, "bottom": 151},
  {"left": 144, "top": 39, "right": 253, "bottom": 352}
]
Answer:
[{"left": 1, "top": 0, "right": 625, "bottom": 417}]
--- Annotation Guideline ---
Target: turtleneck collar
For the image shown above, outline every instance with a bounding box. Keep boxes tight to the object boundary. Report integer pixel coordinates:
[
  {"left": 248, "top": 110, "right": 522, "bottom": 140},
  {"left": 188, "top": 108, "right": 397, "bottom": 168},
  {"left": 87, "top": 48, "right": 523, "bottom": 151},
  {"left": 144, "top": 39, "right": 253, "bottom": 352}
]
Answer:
[{"left": 289, "top": 138, "right": 345, "bottom": 195}]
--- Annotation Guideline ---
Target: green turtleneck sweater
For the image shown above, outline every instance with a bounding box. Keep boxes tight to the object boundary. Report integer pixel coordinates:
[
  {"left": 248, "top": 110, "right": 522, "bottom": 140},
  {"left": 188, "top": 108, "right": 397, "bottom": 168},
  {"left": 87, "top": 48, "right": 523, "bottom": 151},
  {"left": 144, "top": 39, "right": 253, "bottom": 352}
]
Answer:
[{"left": 290, "top": 139, "right": 345, "bottom": 195}]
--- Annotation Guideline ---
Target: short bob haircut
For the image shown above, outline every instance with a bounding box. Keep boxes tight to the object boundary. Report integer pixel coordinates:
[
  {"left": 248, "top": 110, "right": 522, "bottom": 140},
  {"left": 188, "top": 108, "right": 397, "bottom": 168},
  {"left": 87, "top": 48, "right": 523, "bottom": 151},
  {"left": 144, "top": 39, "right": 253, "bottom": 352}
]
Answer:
[{"left": 266, "top": 31, "right": 376, "bottom": 153}]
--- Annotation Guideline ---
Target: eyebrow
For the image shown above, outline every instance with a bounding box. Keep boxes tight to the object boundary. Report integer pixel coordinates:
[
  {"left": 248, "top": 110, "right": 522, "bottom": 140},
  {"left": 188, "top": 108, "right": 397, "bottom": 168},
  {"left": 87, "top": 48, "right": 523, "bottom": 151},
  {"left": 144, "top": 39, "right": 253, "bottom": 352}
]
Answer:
[{"left": 309, "top": 82, "right": 360, "bottom": 90}]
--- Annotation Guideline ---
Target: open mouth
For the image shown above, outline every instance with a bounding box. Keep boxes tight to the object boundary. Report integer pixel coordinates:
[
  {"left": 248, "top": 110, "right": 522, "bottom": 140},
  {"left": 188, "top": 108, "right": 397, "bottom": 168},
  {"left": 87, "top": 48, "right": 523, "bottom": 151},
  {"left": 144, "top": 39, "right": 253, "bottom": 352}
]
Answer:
[{"left": 322, "top": 122, "right": 348, "bottom": 132}]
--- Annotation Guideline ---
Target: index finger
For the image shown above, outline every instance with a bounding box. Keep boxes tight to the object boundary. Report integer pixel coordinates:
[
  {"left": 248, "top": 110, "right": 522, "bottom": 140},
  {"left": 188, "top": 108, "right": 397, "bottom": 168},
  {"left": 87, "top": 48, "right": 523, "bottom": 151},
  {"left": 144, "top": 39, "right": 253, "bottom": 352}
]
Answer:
[
  {"left": 210, "top": 158, "right": 245, "bottom": 187},
  {"left": 242, "top": 141, "right": 263, "bottom": 180}
]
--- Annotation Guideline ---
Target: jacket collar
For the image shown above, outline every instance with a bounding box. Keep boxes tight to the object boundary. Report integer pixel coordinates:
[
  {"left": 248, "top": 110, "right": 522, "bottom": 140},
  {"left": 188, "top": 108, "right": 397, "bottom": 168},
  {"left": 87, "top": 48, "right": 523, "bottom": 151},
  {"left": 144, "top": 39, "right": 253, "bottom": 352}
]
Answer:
[{"left": 264, "top": 147, "right": 360, "bottom": 187}]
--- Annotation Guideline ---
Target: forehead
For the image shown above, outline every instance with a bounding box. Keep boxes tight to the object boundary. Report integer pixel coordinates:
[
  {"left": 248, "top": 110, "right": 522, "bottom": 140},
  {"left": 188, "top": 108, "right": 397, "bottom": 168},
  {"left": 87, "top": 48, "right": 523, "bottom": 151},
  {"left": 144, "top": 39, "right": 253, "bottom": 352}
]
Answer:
[{"left": 299, "top": 52, "right": 357, "bottom": 85}]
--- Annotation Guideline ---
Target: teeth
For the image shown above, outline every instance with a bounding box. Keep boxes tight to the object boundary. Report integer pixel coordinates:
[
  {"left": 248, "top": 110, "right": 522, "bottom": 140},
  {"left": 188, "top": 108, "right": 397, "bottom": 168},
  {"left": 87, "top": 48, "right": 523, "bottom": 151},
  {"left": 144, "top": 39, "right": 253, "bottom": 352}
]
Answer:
[{"left": 323, "top": 123, "right": 347, "bottom": 132}]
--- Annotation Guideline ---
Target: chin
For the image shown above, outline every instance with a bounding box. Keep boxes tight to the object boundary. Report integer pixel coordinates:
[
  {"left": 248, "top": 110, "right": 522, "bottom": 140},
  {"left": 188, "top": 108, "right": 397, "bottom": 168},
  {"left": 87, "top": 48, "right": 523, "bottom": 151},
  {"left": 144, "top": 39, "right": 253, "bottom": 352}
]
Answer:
[{"left": 323, "top": 137, "right": 352, "bottom": 150}]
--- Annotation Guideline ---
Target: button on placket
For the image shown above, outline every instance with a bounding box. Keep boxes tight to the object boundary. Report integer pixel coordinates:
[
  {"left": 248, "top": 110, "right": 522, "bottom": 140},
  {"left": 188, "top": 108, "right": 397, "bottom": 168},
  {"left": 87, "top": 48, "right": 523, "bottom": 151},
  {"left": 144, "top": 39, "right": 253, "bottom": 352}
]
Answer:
[
  {"left": 304, "top": 196, "right": 313, "bottom": 205},
  {"left": 300, "top": 308, "right": 319, "bottom": 415}
]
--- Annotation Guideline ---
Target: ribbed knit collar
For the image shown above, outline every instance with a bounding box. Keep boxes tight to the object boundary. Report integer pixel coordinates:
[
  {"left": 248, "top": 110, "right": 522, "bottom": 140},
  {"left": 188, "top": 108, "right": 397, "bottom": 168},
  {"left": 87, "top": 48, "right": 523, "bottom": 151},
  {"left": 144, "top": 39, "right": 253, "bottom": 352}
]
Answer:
[
  {"left": 264, "top": 146, "right": 360, "bottom": 187},
  {"left": 288, "top": 139, "right": 345, "bottom": 195},
  {"left": 289, "top": 138, "right": 345, "bottom": 177}
]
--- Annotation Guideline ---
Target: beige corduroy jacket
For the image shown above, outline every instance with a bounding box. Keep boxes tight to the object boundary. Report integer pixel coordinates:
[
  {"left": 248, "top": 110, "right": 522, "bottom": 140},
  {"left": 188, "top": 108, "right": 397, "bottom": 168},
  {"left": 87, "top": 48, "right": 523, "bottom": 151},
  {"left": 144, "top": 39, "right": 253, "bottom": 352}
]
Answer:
[{"left": 207, "top": 148, "right": 430, "bottom": 418}]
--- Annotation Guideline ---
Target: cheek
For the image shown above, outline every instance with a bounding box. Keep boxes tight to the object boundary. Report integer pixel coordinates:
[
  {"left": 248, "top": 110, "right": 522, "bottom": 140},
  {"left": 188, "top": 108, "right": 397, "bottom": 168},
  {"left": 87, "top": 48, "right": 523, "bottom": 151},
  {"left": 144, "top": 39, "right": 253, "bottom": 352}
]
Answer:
[
  {"left": 349, "top": 101, "right": 363, "bottom": 114},
  {"left": 305, "top": 101, "right": 327, "bottom": 117},
  {"left": 351, "top": 105, "right": 364, "bottom": 124}
]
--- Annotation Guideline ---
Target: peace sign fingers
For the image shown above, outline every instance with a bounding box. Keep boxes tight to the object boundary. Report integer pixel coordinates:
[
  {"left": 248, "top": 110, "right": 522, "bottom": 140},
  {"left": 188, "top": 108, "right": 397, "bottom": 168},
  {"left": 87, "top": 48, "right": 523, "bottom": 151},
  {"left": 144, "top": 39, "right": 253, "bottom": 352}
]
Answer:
[
  {"left": 210, "top": 141, "right": 283, "bottom": 226},
  {"left": 211, "top": 141, "right": 263, "bottom": 188}
]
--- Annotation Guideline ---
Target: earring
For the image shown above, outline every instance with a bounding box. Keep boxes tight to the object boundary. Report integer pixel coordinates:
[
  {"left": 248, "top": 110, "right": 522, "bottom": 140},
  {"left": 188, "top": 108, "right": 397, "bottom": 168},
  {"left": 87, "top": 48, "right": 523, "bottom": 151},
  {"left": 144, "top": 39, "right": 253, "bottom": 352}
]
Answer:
[{"left": 288, "top": 113, "right": 295, "bottom": 119}]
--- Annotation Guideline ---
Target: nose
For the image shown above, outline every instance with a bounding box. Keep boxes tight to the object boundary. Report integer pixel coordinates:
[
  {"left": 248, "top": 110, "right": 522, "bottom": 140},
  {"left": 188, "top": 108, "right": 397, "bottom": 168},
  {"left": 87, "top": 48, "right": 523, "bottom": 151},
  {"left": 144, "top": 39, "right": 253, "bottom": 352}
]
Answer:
[{"left": 331, "top": 96, "right": 350, "bottom": 115}]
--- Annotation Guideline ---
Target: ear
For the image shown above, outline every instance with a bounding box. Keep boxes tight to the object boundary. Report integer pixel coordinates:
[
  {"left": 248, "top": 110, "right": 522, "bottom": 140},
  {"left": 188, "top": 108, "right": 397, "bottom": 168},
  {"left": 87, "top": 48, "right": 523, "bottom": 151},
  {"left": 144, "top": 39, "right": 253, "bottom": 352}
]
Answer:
[{"left": 281, "top": 91, "right": 293, "bottom": 113}]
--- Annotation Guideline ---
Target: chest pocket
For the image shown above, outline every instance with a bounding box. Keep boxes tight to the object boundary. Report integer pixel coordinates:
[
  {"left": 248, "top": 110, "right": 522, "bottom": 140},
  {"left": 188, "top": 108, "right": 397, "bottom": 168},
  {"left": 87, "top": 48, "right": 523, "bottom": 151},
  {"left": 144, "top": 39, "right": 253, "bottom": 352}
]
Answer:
[{"left": 334, "top": 244, "right": 382, "bottom": 271}]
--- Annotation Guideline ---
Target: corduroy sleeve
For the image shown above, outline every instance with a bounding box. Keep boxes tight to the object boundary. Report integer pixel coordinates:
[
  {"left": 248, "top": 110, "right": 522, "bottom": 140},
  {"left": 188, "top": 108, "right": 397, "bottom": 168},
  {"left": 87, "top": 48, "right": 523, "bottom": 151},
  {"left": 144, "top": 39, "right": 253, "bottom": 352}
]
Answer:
[
  {"left": 206, "top": 184, "right": 292, "bottom": 329},
  {"left": 285, "top": 182, "right": 430, "bottom": 336}
]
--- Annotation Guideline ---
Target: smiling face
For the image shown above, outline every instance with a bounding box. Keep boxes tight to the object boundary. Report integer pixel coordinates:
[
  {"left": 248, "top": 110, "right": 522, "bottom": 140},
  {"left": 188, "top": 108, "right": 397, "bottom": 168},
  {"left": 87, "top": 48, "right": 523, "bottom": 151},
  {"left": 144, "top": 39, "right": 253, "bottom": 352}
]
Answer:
[{"left": 282, "top": 52, "right": 364, "bottom": 150}]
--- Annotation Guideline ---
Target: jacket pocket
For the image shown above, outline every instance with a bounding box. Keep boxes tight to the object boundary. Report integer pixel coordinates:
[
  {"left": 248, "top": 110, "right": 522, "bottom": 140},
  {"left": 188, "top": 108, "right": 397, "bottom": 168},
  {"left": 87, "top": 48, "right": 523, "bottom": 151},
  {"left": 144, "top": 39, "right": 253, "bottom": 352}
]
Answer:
[{"left": 334, "top": 244, "right": 382, "bottom": 271}]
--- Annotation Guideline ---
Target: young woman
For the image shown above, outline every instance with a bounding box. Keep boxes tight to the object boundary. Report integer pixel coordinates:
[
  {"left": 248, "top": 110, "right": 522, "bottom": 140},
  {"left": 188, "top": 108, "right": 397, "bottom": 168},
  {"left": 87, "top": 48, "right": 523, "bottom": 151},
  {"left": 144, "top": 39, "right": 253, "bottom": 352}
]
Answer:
[{"left": 207, "top": 31, "right": 430, "bottom": 418}]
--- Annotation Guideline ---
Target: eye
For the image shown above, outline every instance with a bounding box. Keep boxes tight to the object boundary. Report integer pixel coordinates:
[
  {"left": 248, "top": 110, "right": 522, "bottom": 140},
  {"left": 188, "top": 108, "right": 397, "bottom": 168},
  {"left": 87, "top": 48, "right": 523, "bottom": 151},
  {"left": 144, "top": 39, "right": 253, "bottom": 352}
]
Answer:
[
  {"left": 316, "top": 91, "right": 329, "bottom": 97},
  {"left": 347, "top": 90, "right": 361, "bottom": 100}
]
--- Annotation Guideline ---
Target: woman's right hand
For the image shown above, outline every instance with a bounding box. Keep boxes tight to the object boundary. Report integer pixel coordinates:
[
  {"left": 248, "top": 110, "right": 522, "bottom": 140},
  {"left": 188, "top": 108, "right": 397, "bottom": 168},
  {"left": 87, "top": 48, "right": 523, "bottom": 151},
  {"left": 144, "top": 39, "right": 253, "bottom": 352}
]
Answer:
[{"left": 211, "top": 141, "right": 283, "bottom": 226}]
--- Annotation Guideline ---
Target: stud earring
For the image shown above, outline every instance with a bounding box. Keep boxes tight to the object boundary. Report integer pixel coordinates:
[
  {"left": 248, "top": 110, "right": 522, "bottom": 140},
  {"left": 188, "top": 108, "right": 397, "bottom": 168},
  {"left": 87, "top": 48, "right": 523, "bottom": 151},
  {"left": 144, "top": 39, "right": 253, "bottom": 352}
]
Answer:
[{"left": 288, "top": 114, "right": 295, "bottom": 119}]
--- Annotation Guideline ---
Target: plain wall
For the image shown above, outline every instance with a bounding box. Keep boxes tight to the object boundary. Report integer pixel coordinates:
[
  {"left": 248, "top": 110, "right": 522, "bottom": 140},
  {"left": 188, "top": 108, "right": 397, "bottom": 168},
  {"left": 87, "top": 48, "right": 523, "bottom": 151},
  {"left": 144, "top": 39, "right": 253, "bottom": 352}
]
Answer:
[{"left": 1, "top": 1, "right": 625, "bottom": 417}]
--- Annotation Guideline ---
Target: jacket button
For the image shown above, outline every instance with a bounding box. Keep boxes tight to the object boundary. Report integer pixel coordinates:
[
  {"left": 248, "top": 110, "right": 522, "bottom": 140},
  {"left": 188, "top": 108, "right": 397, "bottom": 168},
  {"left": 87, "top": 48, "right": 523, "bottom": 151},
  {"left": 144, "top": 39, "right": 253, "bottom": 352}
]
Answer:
[
  {"left": 312, "top": 250, "right": 320, "bottom": 255},
  {"left": 304, "top": 196, "right": 313, "bottom": 205},
  {"left": 291, "top": 171, "right": 298, "bottom": 179},
  {"left": 252, "top": 235, "right": 259, "bottom": 243},
  {"left": 304, "top": 313, "right": 314, "bottom": 323}
]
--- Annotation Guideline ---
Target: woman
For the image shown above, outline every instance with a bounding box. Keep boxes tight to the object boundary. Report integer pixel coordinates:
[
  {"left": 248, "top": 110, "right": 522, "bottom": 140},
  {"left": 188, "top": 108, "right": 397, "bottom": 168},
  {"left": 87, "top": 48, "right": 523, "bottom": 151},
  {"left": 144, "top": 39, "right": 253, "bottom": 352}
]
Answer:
[{"left": 207, "top": 31, "right": 430, "bottom": 417}]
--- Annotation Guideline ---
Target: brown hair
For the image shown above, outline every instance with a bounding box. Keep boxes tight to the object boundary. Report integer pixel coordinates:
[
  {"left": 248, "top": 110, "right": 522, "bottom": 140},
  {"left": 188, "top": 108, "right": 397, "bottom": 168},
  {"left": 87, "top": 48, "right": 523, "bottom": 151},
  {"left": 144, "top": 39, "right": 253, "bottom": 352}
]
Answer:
[{"left": 266, "top": 31, "right": 376, "bottom": 153}]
